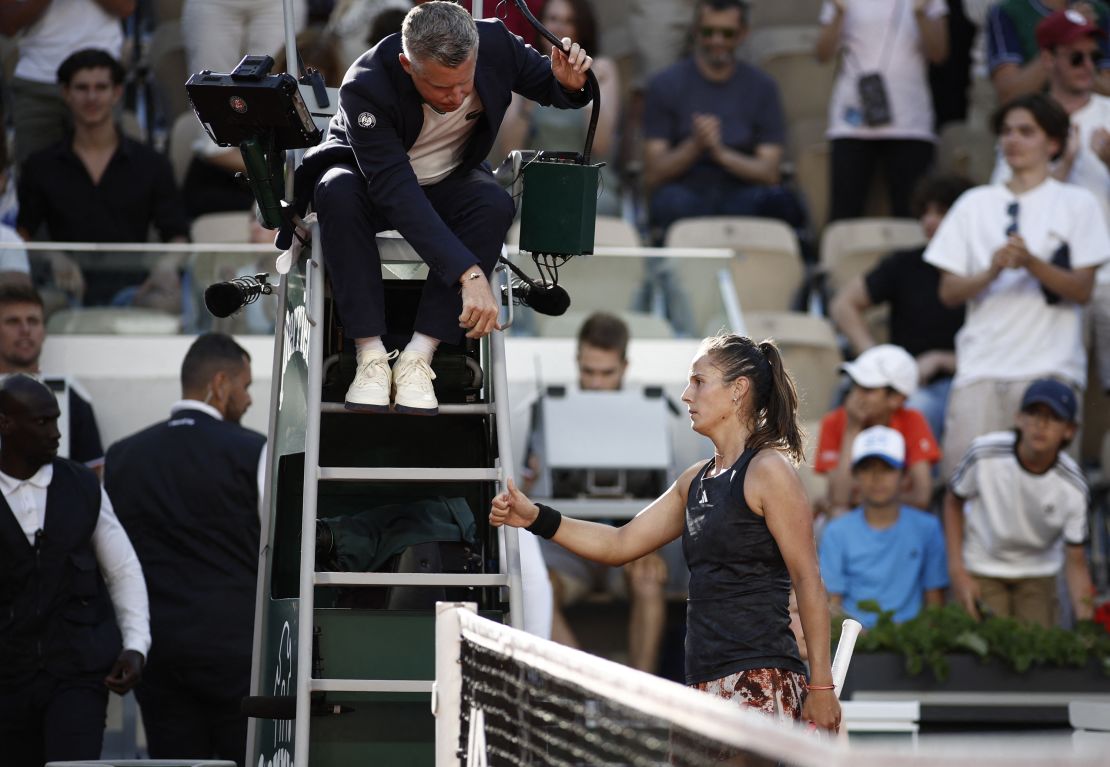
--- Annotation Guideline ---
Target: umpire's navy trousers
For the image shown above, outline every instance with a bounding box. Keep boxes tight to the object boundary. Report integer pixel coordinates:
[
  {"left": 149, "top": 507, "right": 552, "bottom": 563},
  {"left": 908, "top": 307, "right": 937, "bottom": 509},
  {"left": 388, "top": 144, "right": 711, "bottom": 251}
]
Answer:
[{"left": 314, "top": 164, "right": 514, "bottom": 343}]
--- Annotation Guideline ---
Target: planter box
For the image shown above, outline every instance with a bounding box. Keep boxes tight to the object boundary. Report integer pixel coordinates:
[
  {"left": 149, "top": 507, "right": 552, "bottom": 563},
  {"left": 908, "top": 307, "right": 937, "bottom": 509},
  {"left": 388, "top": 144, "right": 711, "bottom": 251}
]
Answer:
[{"left": 843, "top": 652, "right": 1109, "bottom": 725}]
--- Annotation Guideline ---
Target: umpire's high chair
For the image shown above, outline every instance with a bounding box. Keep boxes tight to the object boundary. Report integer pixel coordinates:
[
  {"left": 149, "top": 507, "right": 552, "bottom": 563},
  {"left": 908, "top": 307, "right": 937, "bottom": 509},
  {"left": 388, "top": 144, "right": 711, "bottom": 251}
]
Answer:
[{"left": 243, "top": 200, "right": 524, "bottom": 767}]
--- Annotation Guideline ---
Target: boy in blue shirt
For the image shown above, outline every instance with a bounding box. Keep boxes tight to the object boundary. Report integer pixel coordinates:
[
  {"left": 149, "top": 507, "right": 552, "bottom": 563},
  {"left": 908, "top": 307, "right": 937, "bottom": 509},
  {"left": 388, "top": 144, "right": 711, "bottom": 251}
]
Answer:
[{"left": 819, "top": 426, "right": 948, "bottom": 628}]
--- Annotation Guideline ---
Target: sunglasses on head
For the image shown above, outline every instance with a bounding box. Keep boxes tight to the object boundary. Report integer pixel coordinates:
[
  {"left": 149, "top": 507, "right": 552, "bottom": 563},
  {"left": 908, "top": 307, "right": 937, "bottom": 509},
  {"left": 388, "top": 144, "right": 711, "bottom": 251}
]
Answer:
[
  {"left": 699, "top": 26, "right": 738, "bottom": 40},
  {"left": 1005, "top": 201, "right": 1019, "bottom": 236},
  {"left": 1067, "top": 49, "right": 1103, "bottom": 67}
]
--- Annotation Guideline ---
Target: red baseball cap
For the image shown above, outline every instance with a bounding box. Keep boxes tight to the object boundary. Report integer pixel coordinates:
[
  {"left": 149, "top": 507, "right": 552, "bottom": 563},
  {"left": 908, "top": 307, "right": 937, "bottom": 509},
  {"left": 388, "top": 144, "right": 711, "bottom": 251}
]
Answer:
[{"left": 1036, "top": 9, "right": 1104, "bottom": 49}]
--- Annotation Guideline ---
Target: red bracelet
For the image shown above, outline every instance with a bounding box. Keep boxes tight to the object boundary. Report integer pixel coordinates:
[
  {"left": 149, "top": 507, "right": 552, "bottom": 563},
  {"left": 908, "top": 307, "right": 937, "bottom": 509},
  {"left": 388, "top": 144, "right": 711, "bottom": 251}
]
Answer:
[{"left": 806, "top": 683, "right": 836, "bottom": 691}]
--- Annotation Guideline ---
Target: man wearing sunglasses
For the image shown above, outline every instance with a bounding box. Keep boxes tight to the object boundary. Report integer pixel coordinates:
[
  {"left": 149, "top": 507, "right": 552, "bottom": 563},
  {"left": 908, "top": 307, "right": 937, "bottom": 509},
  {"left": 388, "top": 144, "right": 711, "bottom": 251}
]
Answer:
[
  {"left": 988, "top": 0, "right": 1110, "bottom": 103},
  {"left": 641, "top": 0, "right": 805, "bottom": 244},
  {"left": 991, "top": 9, "right": 1110, "bottom": 398}
]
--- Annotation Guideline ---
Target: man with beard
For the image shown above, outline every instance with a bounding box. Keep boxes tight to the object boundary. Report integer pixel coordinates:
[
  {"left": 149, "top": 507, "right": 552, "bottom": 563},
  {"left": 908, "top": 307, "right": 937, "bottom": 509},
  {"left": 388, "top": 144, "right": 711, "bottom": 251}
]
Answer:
[
  {"left": 641, "top": 0, "right": 803, "bottom": 242},
  {"left": 0, "top": 284, "right": 105, "bottom": 474}
]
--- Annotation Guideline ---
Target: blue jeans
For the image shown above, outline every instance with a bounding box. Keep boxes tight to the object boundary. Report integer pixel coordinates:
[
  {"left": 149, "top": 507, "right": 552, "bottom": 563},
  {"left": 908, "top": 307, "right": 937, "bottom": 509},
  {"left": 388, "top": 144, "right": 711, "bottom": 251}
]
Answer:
[
  {"left": 906, "top": 375, "right": 953, "bottom": 444},
  {"left": 647, "top": 180, "right": 807, "bottom": 244}
]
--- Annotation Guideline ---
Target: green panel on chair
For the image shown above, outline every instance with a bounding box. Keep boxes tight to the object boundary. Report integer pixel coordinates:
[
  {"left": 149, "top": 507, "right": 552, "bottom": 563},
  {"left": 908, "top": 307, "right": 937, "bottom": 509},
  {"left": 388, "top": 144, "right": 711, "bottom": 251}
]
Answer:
[{"left": 519, "top": 161, "right": 599, "bottom": 256}]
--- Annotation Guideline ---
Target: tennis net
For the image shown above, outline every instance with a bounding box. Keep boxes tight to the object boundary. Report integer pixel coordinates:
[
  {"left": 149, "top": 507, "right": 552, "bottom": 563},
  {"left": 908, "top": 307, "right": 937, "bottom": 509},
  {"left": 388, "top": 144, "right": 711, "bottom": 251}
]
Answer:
[{"left": 433, "top": 603, "right": 1106, "bottom": 767}]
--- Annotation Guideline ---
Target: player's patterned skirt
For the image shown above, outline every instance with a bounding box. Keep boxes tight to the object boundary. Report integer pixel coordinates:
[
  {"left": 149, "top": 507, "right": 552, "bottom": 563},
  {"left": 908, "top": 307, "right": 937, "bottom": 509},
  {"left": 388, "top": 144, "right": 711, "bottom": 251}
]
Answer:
[{"left": 692, "top": 667, "right": 807, "bottom": 720}]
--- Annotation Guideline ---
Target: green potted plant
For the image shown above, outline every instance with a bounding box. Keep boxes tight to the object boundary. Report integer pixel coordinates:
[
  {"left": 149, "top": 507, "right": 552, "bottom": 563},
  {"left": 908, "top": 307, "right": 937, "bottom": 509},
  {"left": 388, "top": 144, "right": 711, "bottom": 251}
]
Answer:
[{"left": 835, "top": 601, "right": 1110, "bottom": 691}]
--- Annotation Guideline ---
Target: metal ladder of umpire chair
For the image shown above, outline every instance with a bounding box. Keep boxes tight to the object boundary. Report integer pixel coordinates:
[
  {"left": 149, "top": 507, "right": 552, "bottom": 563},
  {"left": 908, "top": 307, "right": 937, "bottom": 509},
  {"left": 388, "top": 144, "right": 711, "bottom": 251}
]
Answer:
[{"left": 289, "top": 225, "right": 525, "bottom": 766}]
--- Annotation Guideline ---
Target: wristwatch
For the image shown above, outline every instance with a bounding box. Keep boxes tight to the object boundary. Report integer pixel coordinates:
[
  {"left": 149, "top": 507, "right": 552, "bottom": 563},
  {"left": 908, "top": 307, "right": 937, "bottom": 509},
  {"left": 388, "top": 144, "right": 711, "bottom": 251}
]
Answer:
[{"left": 461, "top": 270, "right": 482, "bottom": 285}]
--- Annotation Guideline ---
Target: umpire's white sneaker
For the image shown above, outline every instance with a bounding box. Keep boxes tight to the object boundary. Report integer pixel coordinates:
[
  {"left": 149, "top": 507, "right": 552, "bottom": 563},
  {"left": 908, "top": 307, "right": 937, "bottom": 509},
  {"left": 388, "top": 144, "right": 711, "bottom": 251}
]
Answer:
[
  {"left": 345, "top": 349, "right": 396, "bottom": 413},
  {"left": 392, "top": 351, "right": 438, "bottom": 415}
]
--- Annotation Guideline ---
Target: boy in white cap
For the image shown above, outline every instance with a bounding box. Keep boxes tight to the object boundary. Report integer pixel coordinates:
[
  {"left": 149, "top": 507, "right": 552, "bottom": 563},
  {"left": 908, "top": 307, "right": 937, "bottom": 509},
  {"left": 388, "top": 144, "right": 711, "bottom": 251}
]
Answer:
[
  {"left": 815, "top": 344, "right": 941, "bottom": 516},
  {"left": 819, "top": 426, "right": 948, "bottom": 629},
  {"left": 945, "top": 378, "right": 1094, "bottom": 627}
]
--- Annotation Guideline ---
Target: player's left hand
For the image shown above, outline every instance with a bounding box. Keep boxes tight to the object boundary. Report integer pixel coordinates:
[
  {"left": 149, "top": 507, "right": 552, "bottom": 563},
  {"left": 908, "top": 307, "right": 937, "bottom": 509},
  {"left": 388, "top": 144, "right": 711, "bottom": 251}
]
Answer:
[
  {"left": 550, "top": 37, "right": 592, "bottom": 92},
  {"left": 802, "top": 688, "right": 841, "bottom": 733},
  {"left": 105, "top": 649, "right": 144, "bottom": 694}
]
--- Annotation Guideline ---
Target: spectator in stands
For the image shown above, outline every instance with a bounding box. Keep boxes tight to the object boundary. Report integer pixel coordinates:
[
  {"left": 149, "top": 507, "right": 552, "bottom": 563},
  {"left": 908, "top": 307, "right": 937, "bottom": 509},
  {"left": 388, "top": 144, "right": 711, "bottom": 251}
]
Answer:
[
  {"left": 16, "top": 49, "right": 190, "bottom": 312},
  {"left": 987, "top": 0, "right": 1110, "bottom": 105},
  {"left": 814, "top": 344, "right": 941, "bottom": 517},
  {"left": 0, "top": 374, "right": 148, "bottom": 767},
  {"left": 815, "top": 0, "right": 949, "bottom": 221},
  {"left": 642, "top": 0, "right": 805, "bottom": 243},
  {"left": 299, "top": 2, "right": 592, "bottom": 415},
  {"left": 0, "top": 0, "right": 134, "bottom": 167},
  {"left": 925, "top": 93, "right": 1110, "bottom": 479},
  {"left": 819, "top": 426, "right": 947, "bottom": 628},
  {"left": 0, "top": 285, "right": 106, "bottom": 474},
  {"left": 492, "top": 333, "right": 841, "bottom": 731},
  {"left": 628, "top": 0, "right": 697, "bottom": 83},
  {"left": 944, "top": 378, "right": 1094, "bottom": 626},
  {"left": 522, "top": 312, "right": 671, "bottom": 673},
  {"left": 496, "top": 0, "right": 622, "bottom": 216},
  {"left": 990, "top": 9, "right": 1110, "bottom": 394},
  {"left": 105, "top": 334, "right": 266, "bottom": 767},
  {"left": 829, "top": 174, "right": 971, "bottom": 442}
]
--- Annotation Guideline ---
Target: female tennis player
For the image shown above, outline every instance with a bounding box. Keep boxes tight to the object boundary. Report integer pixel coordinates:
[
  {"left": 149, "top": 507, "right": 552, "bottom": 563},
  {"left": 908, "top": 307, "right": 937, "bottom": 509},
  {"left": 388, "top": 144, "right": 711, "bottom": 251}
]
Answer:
[{"left": 491, "top": 334, "right": 841, "bottom": 732}]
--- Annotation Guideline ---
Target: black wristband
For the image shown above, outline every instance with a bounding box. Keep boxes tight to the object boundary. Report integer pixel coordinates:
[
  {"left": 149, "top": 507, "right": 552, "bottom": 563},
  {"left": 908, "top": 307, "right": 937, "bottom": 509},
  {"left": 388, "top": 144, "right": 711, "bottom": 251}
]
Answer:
[{"left": 526, "top": 504, "right": 562, "bottom": 539}]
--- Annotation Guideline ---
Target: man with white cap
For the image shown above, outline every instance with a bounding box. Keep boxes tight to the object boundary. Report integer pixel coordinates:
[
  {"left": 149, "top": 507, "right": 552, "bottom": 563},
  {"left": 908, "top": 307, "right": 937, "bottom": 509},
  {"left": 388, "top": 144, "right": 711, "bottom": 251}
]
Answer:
[
  {"left": 814, "top": 344, "right": 941, "bottom": 516},
  {"left": 819, "top": 426, "right": 948, "bottom": 629}
]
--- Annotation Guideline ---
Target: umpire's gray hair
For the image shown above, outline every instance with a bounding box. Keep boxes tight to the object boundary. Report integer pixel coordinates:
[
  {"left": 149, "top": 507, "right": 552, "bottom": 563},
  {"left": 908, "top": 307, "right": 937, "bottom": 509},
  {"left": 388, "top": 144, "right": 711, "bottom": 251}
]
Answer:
[{"left": 402, "top": 1, "right": 479, "bottom": 70}]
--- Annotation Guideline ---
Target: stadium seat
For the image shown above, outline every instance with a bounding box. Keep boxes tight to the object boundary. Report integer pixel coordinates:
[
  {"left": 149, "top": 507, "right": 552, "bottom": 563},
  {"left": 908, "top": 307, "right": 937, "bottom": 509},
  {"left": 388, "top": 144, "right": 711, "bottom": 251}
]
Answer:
[
  {"left": 742, "top": 310, "right": 842, "bottom": 423},
  {"left": 593, "top": 215, "right": 642, "bottom": 247},
  {"left": 46, "top": 307, "right": 181, "bottom": 335},
  {"left": 150, "top": 21, "right": 190, "bottom": 125},
  {"left": 191, "top": 211, "right": 254, "bottom": 243},
  {"left": 747, "top": 0, "right": 823, "bottom": 29},
  {"left": 535, "top": 309, "right": 674, "bottom": 339},
  {"left": 786, "top": 115, "right": 827, "bottom": 161},
  {"left": 154, "top": 0, "right": 184, "bottom": 24},
  {"left": 938, "top": 120, "right": 998, "bottom": 186},
  {"left": 794, "top": 140, "right": 829, "bottom": 230},
  {"left": 745, "top": 26, "right": 835, "bottom": 125},
  {"left": 169, "top": 111, "right": 204, "bottom": 188},
  {"left": 664, "top": 216, "right": 804, "bottom": 313},
  {"left": 819, "top": 218, "right": 925, "bottom": 295}
]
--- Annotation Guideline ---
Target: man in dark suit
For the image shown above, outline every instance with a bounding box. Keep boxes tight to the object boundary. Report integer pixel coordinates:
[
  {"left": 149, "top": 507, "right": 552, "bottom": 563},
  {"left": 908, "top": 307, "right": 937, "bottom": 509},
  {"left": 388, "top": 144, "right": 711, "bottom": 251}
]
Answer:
[
  {"left": 0, "top": 374, "right": 148, "bottom": 767},
  {"left": 105, "top": 333, "right": 266, "bottom": 767},
  {"left": 303, "top": 0, "right": 593, "bottom": 414}
]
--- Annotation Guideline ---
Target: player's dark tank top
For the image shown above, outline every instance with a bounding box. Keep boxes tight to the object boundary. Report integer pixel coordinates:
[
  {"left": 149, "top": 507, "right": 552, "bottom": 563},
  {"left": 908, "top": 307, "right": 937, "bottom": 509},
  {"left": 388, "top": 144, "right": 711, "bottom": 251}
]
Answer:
[{"left": 682, "top": 447, "right": 806, "bottom": 685}]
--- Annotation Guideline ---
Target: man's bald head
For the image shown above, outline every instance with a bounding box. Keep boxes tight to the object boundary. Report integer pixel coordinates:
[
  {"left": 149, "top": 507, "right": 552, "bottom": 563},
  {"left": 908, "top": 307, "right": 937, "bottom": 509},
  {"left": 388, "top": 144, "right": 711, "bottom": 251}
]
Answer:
[
  {"left": 0, "top": 373, "right": 56, "bottom": 414},
  {"left": 0, "top": 374, "right": 61, "bottom": 475}
]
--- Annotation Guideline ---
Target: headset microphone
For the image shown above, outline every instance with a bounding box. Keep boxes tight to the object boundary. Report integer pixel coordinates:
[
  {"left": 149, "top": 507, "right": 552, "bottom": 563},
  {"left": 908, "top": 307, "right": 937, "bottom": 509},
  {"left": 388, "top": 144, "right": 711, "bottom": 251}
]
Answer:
[{"left": 204, "top": 273, "right": 274, "bottom": 318}]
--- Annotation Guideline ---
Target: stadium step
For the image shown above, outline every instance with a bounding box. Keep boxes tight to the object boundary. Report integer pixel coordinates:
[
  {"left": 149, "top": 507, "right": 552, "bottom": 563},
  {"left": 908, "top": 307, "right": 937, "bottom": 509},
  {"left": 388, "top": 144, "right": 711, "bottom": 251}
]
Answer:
[
  {"left": 320, "top": 402, "right": 495, "bottom": 415},
  {"left": 310, "top": 679, "right": 434, "bottom": 693},
  {"left": 313, "top": 572, "right": 509, "bottom": 587},
  {"left": 316, "top": 467, "right": 501, "bottom": 482}
]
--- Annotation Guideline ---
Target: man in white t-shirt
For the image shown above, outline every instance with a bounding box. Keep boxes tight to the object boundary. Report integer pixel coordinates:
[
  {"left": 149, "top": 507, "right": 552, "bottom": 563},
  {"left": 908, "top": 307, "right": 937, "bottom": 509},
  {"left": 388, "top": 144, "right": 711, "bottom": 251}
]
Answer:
[
  {"left": 925, "top": 92, "right": 1110, "bottom": 479},
  {"left": 0, "top": 0, "right": 133, "bottom": 166},
  {"left": 944, "top": 379, "right": 1093, "bottom": 627},
  {"left": 991, "top": 9, "right": 1110, "bottom": 393}
]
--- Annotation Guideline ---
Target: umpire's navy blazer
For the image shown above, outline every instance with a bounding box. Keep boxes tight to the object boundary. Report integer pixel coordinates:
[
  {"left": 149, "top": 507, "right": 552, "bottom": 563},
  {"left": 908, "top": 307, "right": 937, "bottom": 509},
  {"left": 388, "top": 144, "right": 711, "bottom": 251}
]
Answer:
[{"left": 295, "top": 19, "right": 590, "bottom": 285}]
